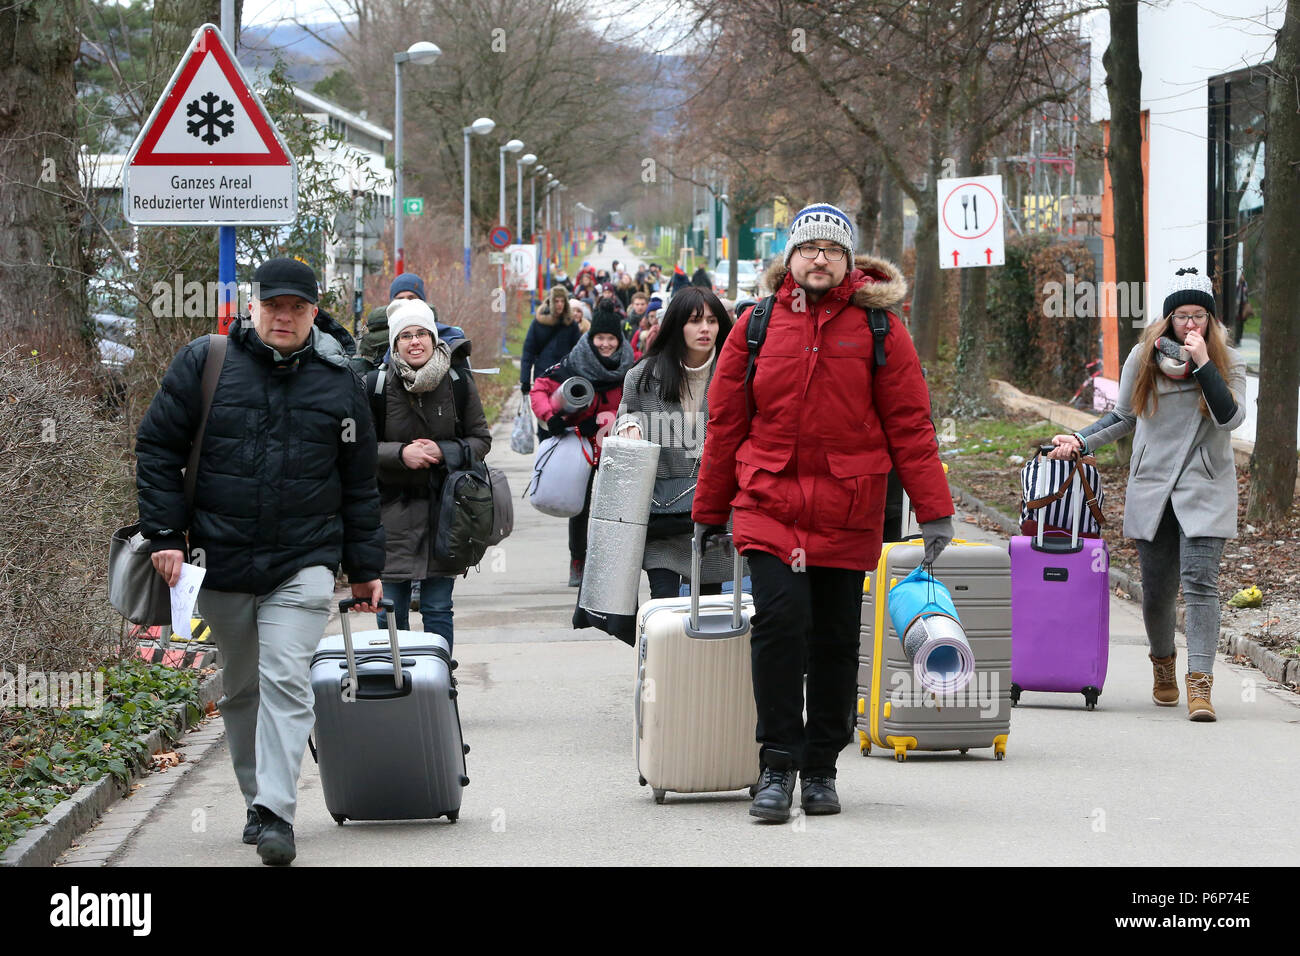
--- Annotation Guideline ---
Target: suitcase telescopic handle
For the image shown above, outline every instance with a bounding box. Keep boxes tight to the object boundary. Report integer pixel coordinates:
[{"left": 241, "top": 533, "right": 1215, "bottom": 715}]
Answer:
[
  {"left": 688, "top": 533, "right": 748, "bottom": 639},
  {"left": 337, "top": 598, "right": 402, "bottom": 690}
]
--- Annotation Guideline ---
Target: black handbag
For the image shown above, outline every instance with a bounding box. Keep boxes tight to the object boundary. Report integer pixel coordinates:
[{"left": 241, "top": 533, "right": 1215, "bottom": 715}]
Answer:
[{"left": 645, "top": 470, "right": 697, "bottom": 541}]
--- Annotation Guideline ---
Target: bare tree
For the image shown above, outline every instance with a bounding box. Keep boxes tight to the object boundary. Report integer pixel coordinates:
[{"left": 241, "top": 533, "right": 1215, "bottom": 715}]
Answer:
[
  {"left": 1247, "top": 0, "right": 1300, "bottom": 522},
  {"left": 1103, "top": 0, "right": 1144, "bottom": 366},
  {"left": 0, "top": 0, "right": 89, "bottom": 343}
]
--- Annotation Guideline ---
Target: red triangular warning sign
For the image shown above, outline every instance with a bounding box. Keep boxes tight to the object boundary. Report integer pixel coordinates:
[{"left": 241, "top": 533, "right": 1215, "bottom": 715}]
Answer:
[{"left": 129, "top": 24, "right": 290, "bottom": 167}]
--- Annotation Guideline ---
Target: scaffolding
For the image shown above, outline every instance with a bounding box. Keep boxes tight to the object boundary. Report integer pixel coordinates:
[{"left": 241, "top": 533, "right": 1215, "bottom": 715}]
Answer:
[{"left": 1000, "top": 98, "right": 1098, "bottom": 238}]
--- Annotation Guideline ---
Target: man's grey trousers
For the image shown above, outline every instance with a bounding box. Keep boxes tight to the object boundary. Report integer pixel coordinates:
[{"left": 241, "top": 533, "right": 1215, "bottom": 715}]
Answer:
[{"left": 197, "top": 565, "right": 334, "bottom": 823}]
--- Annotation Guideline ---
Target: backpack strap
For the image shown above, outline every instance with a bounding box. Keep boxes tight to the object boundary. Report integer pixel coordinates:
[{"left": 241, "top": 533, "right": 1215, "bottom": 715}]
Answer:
[
  {"left": 743, "top": 295, "right": 776, "bottom": 421},
  {"left": 366, "top": 365, "right": 387, "bottom": 438},
  {"left": 867, "top": 307, "right": 890, "bottom": 367},
  {"left": 449, "top": 365, "right": 470, "bottom": 439}
]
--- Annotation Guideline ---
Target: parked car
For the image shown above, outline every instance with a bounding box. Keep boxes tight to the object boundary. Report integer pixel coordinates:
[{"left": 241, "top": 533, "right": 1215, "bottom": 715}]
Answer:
[{"left": 711, "top": 259, "right": 762, "bottom": 297}]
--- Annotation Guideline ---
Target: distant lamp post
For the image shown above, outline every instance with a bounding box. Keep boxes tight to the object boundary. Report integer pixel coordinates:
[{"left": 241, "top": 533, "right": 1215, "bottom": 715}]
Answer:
[
  {"left": 498, "top": 138, "right": 524, "bottom": 227},
  {"left": 516, "top": 153, "right": 537, "bottom": 241},
  {"left": 462, "top": 116, "right": 495, "bottom": 285},
  {"left": 531, "top": 164, "right": 547, "bottom": 237},
  {"left": 393, "top": 40, "right": 441, "bottom": 276}
]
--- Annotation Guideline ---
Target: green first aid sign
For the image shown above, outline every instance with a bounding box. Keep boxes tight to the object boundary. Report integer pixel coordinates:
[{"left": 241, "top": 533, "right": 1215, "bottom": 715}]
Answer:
[{"left": 403, "top": 197, "right": 424, "bottom": 215}]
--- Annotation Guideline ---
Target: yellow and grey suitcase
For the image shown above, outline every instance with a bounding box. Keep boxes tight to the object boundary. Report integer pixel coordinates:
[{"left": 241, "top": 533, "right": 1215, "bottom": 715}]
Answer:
[{"left": 857, "top": 539, "right": 1012, "bottom": 761}]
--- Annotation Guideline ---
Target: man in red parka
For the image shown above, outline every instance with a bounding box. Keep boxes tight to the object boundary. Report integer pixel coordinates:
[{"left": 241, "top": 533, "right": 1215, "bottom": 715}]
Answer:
[{"left": 692, "top": 202, "right": 954, "bottom": 822}]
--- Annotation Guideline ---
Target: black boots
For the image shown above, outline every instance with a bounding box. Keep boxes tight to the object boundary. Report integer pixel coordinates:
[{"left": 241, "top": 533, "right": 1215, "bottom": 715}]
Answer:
[
  {"left": 254, "top": 805, "right": 296, "bottom": 866},
  {"left": 242, "top": 808, "right": 262, "bottom": 845},
  {"left": 800, "top": 774, "right": 841, "bottom": 815},
  {"left": 749, "top": 751, "right": 797, "bottom": 822},
  {"left": 568, "top": 559, "right": 584, "bottom": 587}
]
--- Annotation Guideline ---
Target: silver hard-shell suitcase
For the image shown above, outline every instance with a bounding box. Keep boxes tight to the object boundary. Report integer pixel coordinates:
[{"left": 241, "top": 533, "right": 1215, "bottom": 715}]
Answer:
[
  {"left": 634, "top": 536, "right": 760, "bottom": 804},
  {"left": 310, "top": 598, "right": 469, "bottom": 823}
]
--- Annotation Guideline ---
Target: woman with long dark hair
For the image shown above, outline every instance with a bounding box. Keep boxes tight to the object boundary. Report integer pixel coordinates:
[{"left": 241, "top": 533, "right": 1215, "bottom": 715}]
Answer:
[
  {"left": 1050, "top": 268, "right": 1246, "bottom": 721},
  {"left": 616, "top": 286, "right": 736, "bottom": 598}
]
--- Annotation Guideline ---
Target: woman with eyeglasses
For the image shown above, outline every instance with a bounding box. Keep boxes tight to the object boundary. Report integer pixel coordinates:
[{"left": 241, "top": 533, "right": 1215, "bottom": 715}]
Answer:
[
  {"left": 1049, "top": 268, "right": 1245, "bottom": 721},
  {"left": 369, "top": 298, "right": 492, "bottom": 651}
]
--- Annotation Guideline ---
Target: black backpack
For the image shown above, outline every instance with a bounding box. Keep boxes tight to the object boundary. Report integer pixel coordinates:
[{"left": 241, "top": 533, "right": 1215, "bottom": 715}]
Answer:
[
  {"left": 432, "top": 440, "right": 495, "bottom": 570},
  {"left": 742, "top": 295, "right": 891, "bottom": 419}
]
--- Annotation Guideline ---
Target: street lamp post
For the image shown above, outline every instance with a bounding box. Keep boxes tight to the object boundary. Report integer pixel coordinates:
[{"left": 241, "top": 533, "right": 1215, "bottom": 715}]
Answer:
[
  {"left": 393, "top": 41, "right": 441, "bottom": 277},
  {"left": 516, "top": 153, "right": 536, "bottom": 241},
  {"left": 498, "top": 138, "right": 524, "bottom": 228},
  {"left": 531, "top": 165, "right": 545, "bottom": 238},
  {"left": 462, "top": 116, "right": 495, "bottom": 285}
]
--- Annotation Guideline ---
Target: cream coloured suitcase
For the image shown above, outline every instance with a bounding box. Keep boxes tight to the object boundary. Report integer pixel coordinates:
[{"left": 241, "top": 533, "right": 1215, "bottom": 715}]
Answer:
[{"left": 634, "top": 537, "right": 760, "bottom": 804}]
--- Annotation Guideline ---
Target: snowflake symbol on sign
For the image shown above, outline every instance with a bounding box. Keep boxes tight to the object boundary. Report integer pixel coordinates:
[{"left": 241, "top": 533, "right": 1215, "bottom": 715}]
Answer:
[{"left": 186, "top": 92, "right": 235, "bottom": 145}]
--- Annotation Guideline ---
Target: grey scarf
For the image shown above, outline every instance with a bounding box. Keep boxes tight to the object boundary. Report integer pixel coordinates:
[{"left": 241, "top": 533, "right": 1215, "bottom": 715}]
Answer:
[
  {"left": 392, "top": 341, "right": 452, "bottom": 393},
  {"left": 565, "top": 335, "right": 635, "bottom": 386}
]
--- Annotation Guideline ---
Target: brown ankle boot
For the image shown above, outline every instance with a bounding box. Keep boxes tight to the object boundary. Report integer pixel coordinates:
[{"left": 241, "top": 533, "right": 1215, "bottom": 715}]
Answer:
[
  {"left": 1149, "top": 652, "right": 1178, "bottom": 706},
  {"left": 1186, "top": 672, "right": 1216, "bottom": 721}
]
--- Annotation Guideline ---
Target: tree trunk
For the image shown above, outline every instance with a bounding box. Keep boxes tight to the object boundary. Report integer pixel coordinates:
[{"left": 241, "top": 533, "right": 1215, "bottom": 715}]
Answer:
[
  {"left": 911, "top": 190, "right": 942, "bottom": 363},
  {"left": 879, "top": 172, "right": 904, "bottom": 263},
  {"left": 1104, "top": 0, "right": 1144, "bottom": 360},
  {"left": 0, "top": 0, "right": 87, "bottom": 344},
  {"left": 954, "top": 148, "right": 991, "bottom": 415},
  {"left": 1247, "top": 0, "right": 1300, "bottom": 523},
  {"left": 147, "top": 1, "right": 234, "bottom": 104},
  {"left": 855, "top": 160, "right": 882, "bottom": 257}
]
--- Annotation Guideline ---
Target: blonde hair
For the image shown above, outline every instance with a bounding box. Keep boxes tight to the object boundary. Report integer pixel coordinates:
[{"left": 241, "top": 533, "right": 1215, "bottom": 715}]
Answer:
[{"left": 1130, "top": 312, "right": 1233, "bottom": 419}]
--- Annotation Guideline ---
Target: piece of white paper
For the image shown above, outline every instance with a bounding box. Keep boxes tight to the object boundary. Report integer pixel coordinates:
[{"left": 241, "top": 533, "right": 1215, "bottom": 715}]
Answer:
[{"left": 170, "top": 563, "right": 206, "bottom": 640}]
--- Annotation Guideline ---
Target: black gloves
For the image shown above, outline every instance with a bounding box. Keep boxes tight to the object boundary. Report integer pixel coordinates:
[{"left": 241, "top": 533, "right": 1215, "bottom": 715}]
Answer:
[
  {"left": 693, "top": 522, "right": 728, "bottom": 555},
  {"left": 546, "top": 416, "right": 568, "bottom": 437},
  {"left": 520, "top": 382, "right": 531, "bottom": 395},
  {"left": 577, "top": 416, "right": 599, "bottom": 439}
]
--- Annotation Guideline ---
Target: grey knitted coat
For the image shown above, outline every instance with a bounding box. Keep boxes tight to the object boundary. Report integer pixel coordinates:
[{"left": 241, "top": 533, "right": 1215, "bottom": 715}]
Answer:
[
  {"left": 616, "top": 360, "right": 738, "bottom": 584},
  {"left": 1080, "top": 342, "right": 1246, "bottom": 541}
]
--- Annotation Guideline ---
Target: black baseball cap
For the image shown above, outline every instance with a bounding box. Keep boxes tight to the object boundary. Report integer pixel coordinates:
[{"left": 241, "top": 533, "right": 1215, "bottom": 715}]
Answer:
[{"left": 252, "top": 258, "right": 318, "bottom": 304}]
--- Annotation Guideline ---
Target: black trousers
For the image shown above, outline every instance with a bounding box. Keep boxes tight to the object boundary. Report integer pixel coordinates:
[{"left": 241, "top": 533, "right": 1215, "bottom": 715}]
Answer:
[
  {"left": 745, "top": 549, "right": 866, "bottom": 776},
  {"left": 568, "top": 468, "right": 597, "bottom": 561},
  {"left": 647, "top": 568, "right": 723, "bottom": 601}
]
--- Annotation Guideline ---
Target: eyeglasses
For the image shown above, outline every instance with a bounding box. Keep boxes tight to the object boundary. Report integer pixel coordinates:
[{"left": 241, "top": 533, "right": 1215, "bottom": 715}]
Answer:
[
  {"left": 1171, "top": 311, "right": 1209, "bottom": 325},
  {"left": 396, "top": 330, "right": 433, "bottom": 343},
  {"left": 795, "top": 243, "right": 846, "bottom": 262}
]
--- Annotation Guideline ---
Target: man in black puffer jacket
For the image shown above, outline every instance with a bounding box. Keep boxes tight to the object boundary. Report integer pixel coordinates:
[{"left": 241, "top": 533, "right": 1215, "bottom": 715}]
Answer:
[{"left": 135, "top": 257, "right": 384, "bottom": 867}]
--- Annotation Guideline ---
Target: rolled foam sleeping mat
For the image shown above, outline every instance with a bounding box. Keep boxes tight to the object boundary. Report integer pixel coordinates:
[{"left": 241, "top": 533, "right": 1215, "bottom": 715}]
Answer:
[{"left": 589, "top": 435, "right": 660, "bottom": 524}]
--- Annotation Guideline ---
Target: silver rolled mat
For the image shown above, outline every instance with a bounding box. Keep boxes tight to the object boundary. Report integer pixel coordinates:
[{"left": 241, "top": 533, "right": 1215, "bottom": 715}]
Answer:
[
  {"left": 589, "top": 435, "right": 660, "bottom": 523},
  {"left": 580, "top": 517, "right": 650, "bottom": 616},
  {"left": 558, "top": 376, "right": 595, "bottom": 415}
]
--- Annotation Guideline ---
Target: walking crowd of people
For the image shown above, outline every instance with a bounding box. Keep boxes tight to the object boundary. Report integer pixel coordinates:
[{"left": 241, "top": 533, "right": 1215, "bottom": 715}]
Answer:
[{"left": 129, "top": 203, "right": 1246, "bottom": 864}]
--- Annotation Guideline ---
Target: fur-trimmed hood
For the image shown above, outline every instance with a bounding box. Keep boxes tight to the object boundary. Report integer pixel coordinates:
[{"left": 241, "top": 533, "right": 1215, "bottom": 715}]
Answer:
[{"left": 763, "top": 253, "right": 908, "bottom": 311}]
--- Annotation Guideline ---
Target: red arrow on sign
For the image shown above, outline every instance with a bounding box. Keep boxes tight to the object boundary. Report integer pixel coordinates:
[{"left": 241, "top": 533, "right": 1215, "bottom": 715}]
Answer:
[
  {"left": 951, "top": 250, "right": 960, "bottom": 267},
  {"left": 985, "top": 248, "right": 993, "bottom": 264}
]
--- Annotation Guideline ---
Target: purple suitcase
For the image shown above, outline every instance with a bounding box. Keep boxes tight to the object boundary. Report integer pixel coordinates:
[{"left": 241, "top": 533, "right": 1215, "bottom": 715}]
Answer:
[{"left": 1009, "top": 446, "right": 1110, "bottom": 709}]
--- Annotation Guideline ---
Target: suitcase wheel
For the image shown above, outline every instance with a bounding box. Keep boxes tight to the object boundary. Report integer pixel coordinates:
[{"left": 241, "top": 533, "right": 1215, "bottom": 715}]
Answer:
[
  {"left": 463, "top": 743, "right": 471, "bottom": 755},
  {"left": 1082, "top": 686, "right": 1100, "bottom": 710},
  {"left": 638, "top": 775, "right": 647, "bottom": 787},
  {"left": 459, "top": 775, "right": 470, "bottom": 787},
  {"left": 959, "top": 748, "right": 969, "bottom": 755},
  {"left": 893, "top": 750, "right": 907, "bottom": 762},
  {"left": 445, "top": 812, "right": 459, "bottom": 823},
  {"left": 1010, "top": 683, "right": 1021, "bottom": 706},
  {"left": 449, "top": 687, "right": 458, "bottom": 699},
  {"left": 653, "top": 789, "right": 667, "bottom": 805},
  {"left": 332, "top": 814, "right": 347, "bottom": 825},
  {"left": 748, "top": 784, "right": 758, "bottom": 798}
]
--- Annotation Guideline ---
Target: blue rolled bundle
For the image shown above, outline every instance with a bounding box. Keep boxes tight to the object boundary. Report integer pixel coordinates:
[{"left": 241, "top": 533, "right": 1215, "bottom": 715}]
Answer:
[{"left": 887, "top": 565, "right": 975, "bottom": 695}]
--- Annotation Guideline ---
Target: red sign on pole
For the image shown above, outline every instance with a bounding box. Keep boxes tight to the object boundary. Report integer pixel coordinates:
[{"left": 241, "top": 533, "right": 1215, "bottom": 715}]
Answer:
[{"left": 488, "top": 224, "right": 513, "bottom": 250}]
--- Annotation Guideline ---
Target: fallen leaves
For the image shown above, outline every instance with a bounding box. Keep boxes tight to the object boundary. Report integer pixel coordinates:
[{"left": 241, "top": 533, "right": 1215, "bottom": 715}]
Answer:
[{"left": 150, "top": 751, "right": 182, "bottom": 771}]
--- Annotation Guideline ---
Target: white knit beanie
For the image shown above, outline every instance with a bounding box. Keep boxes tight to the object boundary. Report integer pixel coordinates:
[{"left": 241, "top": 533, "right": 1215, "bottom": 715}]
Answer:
[
  {"left": 1161, "top": 267, "right": 1216, "bottom": 318},
  {"left": 783, "top": 203, "right": 855, "bottom": 270},
  {"left": 386, "top": 298, "right": 439, "bottom": 352}
]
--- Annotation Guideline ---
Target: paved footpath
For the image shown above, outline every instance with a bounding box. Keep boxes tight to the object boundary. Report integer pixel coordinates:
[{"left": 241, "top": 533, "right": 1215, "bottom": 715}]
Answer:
[{"left": 64, "top": 387, "right": 1300, "bottom": 867}]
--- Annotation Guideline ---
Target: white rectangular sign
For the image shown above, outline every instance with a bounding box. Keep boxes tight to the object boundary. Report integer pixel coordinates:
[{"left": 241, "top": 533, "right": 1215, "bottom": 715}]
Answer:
[
  {"left": 505, "top": 244, "right": 538, "bottom": 291},
  {"left": 937, "top": 174, "right": 1005, "bottom": 269},
  {"left": 123, "top": 24, "right": 297, "bottom": 225}
]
